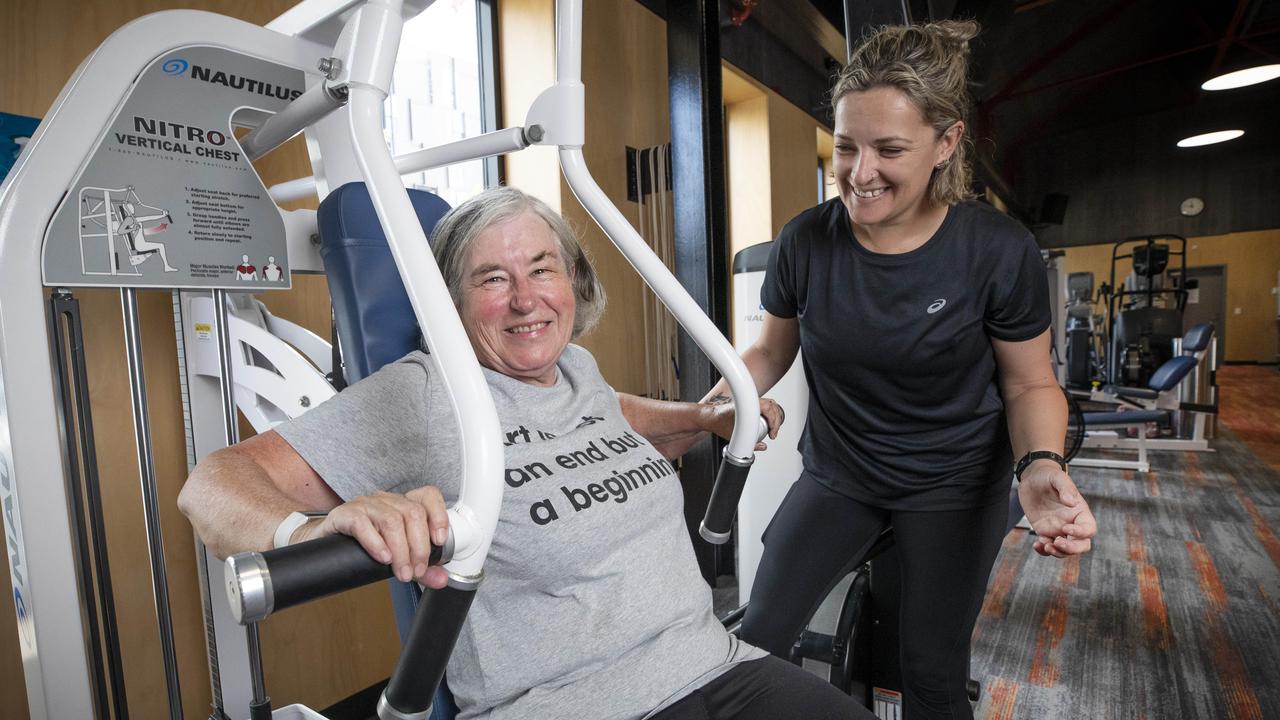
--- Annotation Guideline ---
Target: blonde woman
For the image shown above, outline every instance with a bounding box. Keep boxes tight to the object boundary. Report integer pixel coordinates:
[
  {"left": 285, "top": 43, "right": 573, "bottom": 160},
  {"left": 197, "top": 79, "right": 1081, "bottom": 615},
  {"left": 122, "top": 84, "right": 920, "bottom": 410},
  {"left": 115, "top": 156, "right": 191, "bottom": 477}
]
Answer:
[{"left": 706, "top": 21, "right": 1097, "bottom": 719}]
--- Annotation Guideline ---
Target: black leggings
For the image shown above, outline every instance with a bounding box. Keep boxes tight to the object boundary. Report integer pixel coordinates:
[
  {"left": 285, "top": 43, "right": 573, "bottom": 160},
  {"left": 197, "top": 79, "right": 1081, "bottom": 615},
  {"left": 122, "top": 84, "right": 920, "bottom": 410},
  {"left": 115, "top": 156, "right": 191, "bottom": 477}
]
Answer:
[
  {"left": 740, "top": 473, "right": 1008, "bottom": 720},
  {"left": 649, "top": 655, "right": 875, "bottom": 719}
]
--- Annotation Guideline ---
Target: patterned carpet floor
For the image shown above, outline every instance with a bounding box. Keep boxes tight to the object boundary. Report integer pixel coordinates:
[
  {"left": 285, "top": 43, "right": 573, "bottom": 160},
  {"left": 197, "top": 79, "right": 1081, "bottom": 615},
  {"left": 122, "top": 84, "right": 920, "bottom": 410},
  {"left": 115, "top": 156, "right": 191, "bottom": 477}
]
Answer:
[
  {"left": 971, "top": 373, "right": 1280, "bottom": 719},
  {"left": 1217, "top": 366, "right": 1280, "bottom": 471}
]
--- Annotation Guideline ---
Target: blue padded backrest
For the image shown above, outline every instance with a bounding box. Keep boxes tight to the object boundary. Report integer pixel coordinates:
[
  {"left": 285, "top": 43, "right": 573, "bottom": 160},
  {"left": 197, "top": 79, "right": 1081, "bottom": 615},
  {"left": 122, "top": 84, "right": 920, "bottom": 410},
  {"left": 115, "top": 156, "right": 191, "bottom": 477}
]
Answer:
[
  {"left": 1148, "top": 355, "right": 1198, "bottom": 393},
  {"left": 316, "top": 182, "right": 453, "bottom": 383},
  {"left": 1182, "top": 322, "right": 1215, "bottom": 354},
  {"left": 316, "top": 183, "right": 462, "bottom": 720}
]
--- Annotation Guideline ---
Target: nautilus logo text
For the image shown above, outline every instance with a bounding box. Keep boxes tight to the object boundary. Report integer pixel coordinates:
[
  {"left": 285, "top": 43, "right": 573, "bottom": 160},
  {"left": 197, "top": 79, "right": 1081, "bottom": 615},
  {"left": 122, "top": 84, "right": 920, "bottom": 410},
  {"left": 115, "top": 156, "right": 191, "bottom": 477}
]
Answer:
[
  {"left": 162, "top": 58, "right": 190, "bottom": 76},
  {"left": 927, "top": 298, "right": 947, "bottom": 314}
]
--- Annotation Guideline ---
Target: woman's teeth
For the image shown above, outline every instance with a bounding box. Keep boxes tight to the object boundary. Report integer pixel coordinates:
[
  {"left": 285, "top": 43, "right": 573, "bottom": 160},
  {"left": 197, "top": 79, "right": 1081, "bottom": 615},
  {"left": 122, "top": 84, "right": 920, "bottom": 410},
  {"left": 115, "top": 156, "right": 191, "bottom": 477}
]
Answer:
[
  {"left": 853, "top": 187, "right": 887, "bottom": 198},
  {"left": 508, "top": 322, "right": 548, "bottom": 334}
]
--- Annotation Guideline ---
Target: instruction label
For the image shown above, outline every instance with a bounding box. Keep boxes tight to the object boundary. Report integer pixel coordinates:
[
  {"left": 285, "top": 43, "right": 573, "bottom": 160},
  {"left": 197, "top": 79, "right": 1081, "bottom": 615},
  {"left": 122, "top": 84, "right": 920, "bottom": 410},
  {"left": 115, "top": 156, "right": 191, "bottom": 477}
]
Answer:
[{"left": 41, "top": 46, "right": 305, "bottom": 289}]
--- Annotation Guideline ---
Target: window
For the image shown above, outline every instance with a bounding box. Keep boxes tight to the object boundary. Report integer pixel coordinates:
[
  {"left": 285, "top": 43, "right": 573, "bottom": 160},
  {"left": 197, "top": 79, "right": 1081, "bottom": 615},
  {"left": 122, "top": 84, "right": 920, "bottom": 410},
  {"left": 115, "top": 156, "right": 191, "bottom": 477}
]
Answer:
[{"left": 382, "top": 0, "right": 499, "bottom": 208}]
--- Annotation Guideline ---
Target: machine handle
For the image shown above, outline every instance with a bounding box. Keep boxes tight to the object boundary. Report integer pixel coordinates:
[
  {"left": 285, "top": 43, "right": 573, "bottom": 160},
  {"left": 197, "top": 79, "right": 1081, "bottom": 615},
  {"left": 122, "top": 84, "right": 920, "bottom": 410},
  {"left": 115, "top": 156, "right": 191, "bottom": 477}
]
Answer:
[
  {"left": 225, "top": 533, "right": 450, "bottom": 624},
  {"left": 698, "top": 452, "right": 753, "bottom": 545},
  {"left": 696, "top": 415, "right": 768, "bottom": 544},
  {"left": 378, "top": 580, "right": 477, "bottom": 720}
]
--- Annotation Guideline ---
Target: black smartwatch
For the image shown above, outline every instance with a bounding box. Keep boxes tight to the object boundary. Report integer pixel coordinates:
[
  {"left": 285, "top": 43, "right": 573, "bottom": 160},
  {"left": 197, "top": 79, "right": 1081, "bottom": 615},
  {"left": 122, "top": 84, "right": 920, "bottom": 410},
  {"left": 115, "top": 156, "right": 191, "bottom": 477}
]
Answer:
[{"left": 1014, "top": 450, "right": 1066, "bottom": 482}]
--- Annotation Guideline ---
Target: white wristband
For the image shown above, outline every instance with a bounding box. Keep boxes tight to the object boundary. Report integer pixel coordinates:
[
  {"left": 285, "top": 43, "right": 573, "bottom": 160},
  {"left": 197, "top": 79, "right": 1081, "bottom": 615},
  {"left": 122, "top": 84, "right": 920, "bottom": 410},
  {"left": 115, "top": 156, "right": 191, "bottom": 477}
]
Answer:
[{"left": 272, "top": 511, "right": 315, "bottom": 549}]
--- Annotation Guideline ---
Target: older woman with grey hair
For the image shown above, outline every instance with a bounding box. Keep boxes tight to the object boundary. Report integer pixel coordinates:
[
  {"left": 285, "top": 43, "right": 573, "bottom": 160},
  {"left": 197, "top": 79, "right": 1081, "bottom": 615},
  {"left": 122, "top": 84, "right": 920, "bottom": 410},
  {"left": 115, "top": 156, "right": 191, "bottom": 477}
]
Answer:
[{"left": 179, "top": 187, "right": 869, "bottom": 720}]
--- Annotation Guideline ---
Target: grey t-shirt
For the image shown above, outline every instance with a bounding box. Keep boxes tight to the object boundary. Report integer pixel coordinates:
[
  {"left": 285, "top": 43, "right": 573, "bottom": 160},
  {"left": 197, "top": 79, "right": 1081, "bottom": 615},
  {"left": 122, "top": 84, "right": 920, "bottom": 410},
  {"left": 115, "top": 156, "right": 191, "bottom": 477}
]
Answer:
[{"left": 276, "top": 345, "right": 763, "bottom": 720}]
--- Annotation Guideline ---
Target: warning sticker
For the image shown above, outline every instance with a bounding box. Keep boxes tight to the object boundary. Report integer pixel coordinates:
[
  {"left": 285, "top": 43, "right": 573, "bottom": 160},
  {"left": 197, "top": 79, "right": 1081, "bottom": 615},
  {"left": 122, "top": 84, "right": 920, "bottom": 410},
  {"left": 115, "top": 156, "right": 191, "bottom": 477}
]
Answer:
[{"left": 873, "top": 687, "right": 903, "bottom": 720}]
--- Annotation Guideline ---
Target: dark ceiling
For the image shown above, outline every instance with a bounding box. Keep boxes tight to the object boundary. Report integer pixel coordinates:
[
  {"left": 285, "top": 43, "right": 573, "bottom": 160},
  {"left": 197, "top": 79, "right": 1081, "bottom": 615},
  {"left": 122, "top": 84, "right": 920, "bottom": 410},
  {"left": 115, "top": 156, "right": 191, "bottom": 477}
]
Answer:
[{"left": 801, "top": 0, "right": 1280, "bottom": 221}]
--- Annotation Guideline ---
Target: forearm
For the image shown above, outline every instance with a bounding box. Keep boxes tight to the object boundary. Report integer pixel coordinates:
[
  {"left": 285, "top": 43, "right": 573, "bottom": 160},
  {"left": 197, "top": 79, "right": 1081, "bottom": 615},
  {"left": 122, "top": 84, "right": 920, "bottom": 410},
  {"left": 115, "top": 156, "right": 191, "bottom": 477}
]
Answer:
[
  {"left": 178, "top": 447, "right": 317, "bottom": 559},
  {"left": 701, "top": 342, "right": 796, "bottom": 403},
  {"left": 617, "top": 393, "right": 710, "bottom": 446},
  {"left": 1003, "top": 382, "right": 1068, "bottom": 462}
]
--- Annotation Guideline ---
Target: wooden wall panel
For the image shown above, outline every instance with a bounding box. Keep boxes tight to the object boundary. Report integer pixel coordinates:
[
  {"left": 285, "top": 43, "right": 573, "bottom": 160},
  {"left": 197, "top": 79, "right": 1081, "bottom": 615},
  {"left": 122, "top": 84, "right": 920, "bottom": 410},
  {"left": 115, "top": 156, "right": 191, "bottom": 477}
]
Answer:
[
  {"left": 571, "top": 0, "right": 670, "bottom": 395},
  {"left": 497, "top": 0, "right": 562, "bottom": 211},
  {"left": 726, "top": 96, "right": 772, "bottom": 259},
  {"left": 1056, "top": 229, "right": 1280, "bottom": 363},
  {"left": 500, "top": 0, "right": 670, "bottom": 395},
  {"left": 1185, "top": 230, "right": 1280, "bottom": 363},
  {"left": 767, "top": 95, "right": 822, "bottom": 239},
  {"left": 723, "top": 64, "right": 830, "bottom": 340}
]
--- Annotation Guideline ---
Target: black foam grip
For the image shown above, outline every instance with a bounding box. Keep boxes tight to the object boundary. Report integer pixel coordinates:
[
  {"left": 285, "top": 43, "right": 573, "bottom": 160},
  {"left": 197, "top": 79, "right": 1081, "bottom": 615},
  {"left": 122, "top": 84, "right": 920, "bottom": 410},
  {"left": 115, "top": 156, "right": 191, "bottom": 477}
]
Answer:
[
  {"left": 263, "top": 535, "right": 441, "bottom": 614},
  {"left": 249, "top": 698, "right": 273, "bottom": 720},
  {"left": 383, "top": 583, "right": 476, "bottom": 715},
  {"left": 701, "top": 461, "right": 752, "bottom": 543}
]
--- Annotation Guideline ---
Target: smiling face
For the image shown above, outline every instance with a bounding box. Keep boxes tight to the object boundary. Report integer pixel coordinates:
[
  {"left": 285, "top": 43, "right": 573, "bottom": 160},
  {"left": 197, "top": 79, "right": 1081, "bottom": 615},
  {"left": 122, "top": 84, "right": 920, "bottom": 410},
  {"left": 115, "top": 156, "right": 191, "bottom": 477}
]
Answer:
[
  {"left": 459, "top": 211, "right": 576, "bottom": 386},
  {"left": 832, "top": 86, "right": 962, "bottom": 231}
]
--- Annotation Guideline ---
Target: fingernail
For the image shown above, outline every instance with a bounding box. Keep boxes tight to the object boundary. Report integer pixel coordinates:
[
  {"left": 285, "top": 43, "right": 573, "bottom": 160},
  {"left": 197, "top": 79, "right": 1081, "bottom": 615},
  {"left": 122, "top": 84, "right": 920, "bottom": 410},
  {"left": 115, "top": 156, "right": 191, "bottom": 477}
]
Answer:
[
  {"left": 433, "top": 528, "right": 448, "bottom": 545},
  {"left": 398, "top": 565, "right": 411, "bottom": 581},
  {"left": 414, "top": 563, "right": 428, "bottom": 577}
]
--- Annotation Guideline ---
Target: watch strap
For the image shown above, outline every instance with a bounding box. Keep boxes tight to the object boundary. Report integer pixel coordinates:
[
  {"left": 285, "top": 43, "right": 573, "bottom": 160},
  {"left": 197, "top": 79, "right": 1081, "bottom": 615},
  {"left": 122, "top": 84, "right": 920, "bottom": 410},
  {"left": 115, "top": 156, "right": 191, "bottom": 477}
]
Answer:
[{"left": 1014, "top": 450, "right": 1066, "bottom": 482}]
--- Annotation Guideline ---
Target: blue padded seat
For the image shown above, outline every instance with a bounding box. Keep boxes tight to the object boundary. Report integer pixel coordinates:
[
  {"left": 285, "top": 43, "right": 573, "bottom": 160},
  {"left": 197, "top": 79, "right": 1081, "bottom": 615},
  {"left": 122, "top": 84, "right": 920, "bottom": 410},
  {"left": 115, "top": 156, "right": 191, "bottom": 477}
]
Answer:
[
  {"left": 1147, "top": 355, "right": 1197, "bottom": 393},
  {"left": 1182, "top": 322, "right": 1214, "bottom": 354},
  {"left": 316, "top": 182, "right": 460, "bottom": 720}
]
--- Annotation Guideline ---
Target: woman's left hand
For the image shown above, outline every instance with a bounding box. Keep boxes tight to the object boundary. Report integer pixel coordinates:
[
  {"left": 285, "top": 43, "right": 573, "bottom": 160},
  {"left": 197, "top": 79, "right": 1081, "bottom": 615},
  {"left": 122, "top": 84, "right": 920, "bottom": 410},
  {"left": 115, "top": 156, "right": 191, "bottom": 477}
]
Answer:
[{"left": 1016, "top": 462, "right": 1097, "bottom": 558}]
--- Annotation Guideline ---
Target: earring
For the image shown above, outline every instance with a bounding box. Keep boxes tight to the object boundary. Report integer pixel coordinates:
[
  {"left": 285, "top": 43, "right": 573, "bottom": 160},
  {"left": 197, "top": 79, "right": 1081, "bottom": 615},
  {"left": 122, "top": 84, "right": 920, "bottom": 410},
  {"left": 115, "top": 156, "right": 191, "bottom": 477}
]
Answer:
[{"left": 935, "top": 159, "right": 949, "bottom": 170}]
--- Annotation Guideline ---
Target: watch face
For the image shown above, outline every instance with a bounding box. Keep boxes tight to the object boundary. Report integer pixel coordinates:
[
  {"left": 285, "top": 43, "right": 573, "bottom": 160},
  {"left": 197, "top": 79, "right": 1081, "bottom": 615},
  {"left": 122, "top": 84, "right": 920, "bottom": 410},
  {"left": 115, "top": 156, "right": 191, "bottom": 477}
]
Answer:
[{"left": 1181, "top": 197, "right": 1204, "bottom": 216}]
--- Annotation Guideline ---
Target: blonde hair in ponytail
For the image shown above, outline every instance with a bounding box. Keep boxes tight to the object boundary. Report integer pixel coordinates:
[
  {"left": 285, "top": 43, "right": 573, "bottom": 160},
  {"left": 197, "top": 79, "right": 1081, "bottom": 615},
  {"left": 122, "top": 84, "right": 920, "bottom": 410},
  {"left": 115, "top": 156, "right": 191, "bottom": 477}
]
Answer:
[{"left": 832, "top": 20, "right": 979, "bottom": 206}]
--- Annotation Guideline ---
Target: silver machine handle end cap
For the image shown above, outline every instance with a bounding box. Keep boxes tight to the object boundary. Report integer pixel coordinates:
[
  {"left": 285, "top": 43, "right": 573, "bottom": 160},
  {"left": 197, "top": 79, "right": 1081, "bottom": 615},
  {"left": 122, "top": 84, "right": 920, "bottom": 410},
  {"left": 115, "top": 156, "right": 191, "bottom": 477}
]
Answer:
[
  {"left": 225, "top": 551, "right": 273, "bottom": 625},
  {"left": 378, "top": 692, "right": 432, "bottom": 720},
  {"left": 698, "top": 522, "right": 732, "bottom": 545}
]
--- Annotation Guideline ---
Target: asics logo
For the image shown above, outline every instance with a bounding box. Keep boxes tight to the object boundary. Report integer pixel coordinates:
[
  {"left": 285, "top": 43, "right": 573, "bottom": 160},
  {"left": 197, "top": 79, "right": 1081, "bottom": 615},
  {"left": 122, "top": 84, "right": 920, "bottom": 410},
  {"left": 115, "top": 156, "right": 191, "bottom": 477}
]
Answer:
[{"left": 927, "top": 298, "right": 947, "bottom": 314}]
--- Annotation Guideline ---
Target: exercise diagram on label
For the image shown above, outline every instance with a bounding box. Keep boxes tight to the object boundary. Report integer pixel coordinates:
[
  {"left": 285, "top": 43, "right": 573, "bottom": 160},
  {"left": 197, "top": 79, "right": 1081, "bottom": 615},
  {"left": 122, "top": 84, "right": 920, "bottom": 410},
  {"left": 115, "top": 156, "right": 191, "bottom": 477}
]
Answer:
[{"left": 79, "top": 185, "right": 179, "bottom": 276}]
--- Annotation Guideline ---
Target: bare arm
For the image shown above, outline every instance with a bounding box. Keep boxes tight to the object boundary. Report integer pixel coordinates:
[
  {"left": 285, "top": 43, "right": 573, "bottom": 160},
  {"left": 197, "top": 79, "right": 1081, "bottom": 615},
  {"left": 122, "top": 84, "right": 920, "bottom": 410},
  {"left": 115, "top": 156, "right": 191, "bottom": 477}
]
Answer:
[
  {"left": 178, "top": 430, "right": 451, "bottom": 587},
  {"left": 994, "top": 330, "right": 1067, "bottom": 462},
  {"left": 702, "top": 312, "right": 800, "bottom": 402},
  {"left": 616, "top": 393, "right": 783, "bottom": 460},
  {"left": 619, "top": 311, "right": 798, "bottom": 456},
  {"left": 628, "top": 312, "right": 798, "bottom": 459},
  {"left": 177, "top": 430, "right": 340, "bottom": 560},
  {"left": 993, "top": 329, "right": 1097, "bottom": 557}
]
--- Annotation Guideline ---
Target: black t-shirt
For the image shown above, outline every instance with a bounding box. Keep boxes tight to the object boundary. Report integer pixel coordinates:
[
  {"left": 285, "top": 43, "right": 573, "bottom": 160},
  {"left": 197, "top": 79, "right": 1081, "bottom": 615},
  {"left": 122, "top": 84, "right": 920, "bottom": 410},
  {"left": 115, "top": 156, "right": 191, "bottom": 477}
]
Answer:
[{"left": 762, "top": 199, "right": 1050, "bottom": 510}]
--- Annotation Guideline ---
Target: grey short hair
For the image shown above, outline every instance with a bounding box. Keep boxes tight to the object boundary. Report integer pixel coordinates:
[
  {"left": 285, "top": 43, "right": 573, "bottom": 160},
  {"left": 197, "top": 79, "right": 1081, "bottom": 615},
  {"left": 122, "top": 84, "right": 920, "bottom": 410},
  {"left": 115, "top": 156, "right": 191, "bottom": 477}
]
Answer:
[{"left": 431, "top": 186, "right": 607, "bottom": 338}]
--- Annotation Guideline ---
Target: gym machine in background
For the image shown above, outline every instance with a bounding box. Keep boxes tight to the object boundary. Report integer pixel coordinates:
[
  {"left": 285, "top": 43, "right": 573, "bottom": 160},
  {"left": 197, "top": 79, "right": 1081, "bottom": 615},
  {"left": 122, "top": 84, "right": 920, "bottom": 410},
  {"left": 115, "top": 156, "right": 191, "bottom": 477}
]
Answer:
[
  {"left": 1107, "top": 235, "right": 1190, "bottom": 389},
  {"left": 1048, "top": 235, "right": 1220, "bottom": 471}
]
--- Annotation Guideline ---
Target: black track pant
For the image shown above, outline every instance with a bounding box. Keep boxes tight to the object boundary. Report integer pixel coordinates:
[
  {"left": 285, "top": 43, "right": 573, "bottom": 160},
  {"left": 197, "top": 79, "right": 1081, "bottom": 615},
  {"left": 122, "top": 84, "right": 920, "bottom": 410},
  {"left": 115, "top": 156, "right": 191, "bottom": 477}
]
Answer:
[
  {"left": 740, "top": 473, "right": 1008, "bottom": 720},
  {"left": 649, "top": 655, "right": 876, "bottom": 719}
]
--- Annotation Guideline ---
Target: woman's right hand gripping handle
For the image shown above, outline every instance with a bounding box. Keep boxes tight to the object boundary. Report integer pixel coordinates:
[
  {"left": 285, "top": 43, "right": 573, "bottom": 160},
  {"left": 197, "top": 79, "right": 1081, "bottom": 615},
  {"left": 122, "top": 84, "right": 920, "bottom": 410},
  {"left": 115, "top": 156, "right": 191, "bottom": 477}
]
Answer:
[
  {"left": 225, "top": 486, "right": 454, "bottom": 625},
  {"left": 300, "top": 486, "right": 454, "bottom": 589}
]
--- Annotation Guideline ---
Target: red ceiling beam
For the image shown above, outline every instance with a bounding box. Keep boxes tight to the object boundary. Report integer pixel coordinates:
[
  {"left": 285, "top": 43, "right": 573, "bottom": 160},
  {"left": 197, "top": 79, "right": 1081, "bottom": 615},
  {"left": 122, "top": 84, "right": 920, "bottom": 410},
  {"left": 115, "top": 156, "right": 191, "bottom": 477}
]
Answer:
[
  {"left": 1001, "top": 23, "right": 1280, "bottom": 102},
  {"left": 1208, "top": 0, "right": 1253, "bottom": 77},
  {"left": 986, "top": 0, "right": 1138, "bottom": 105}
]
